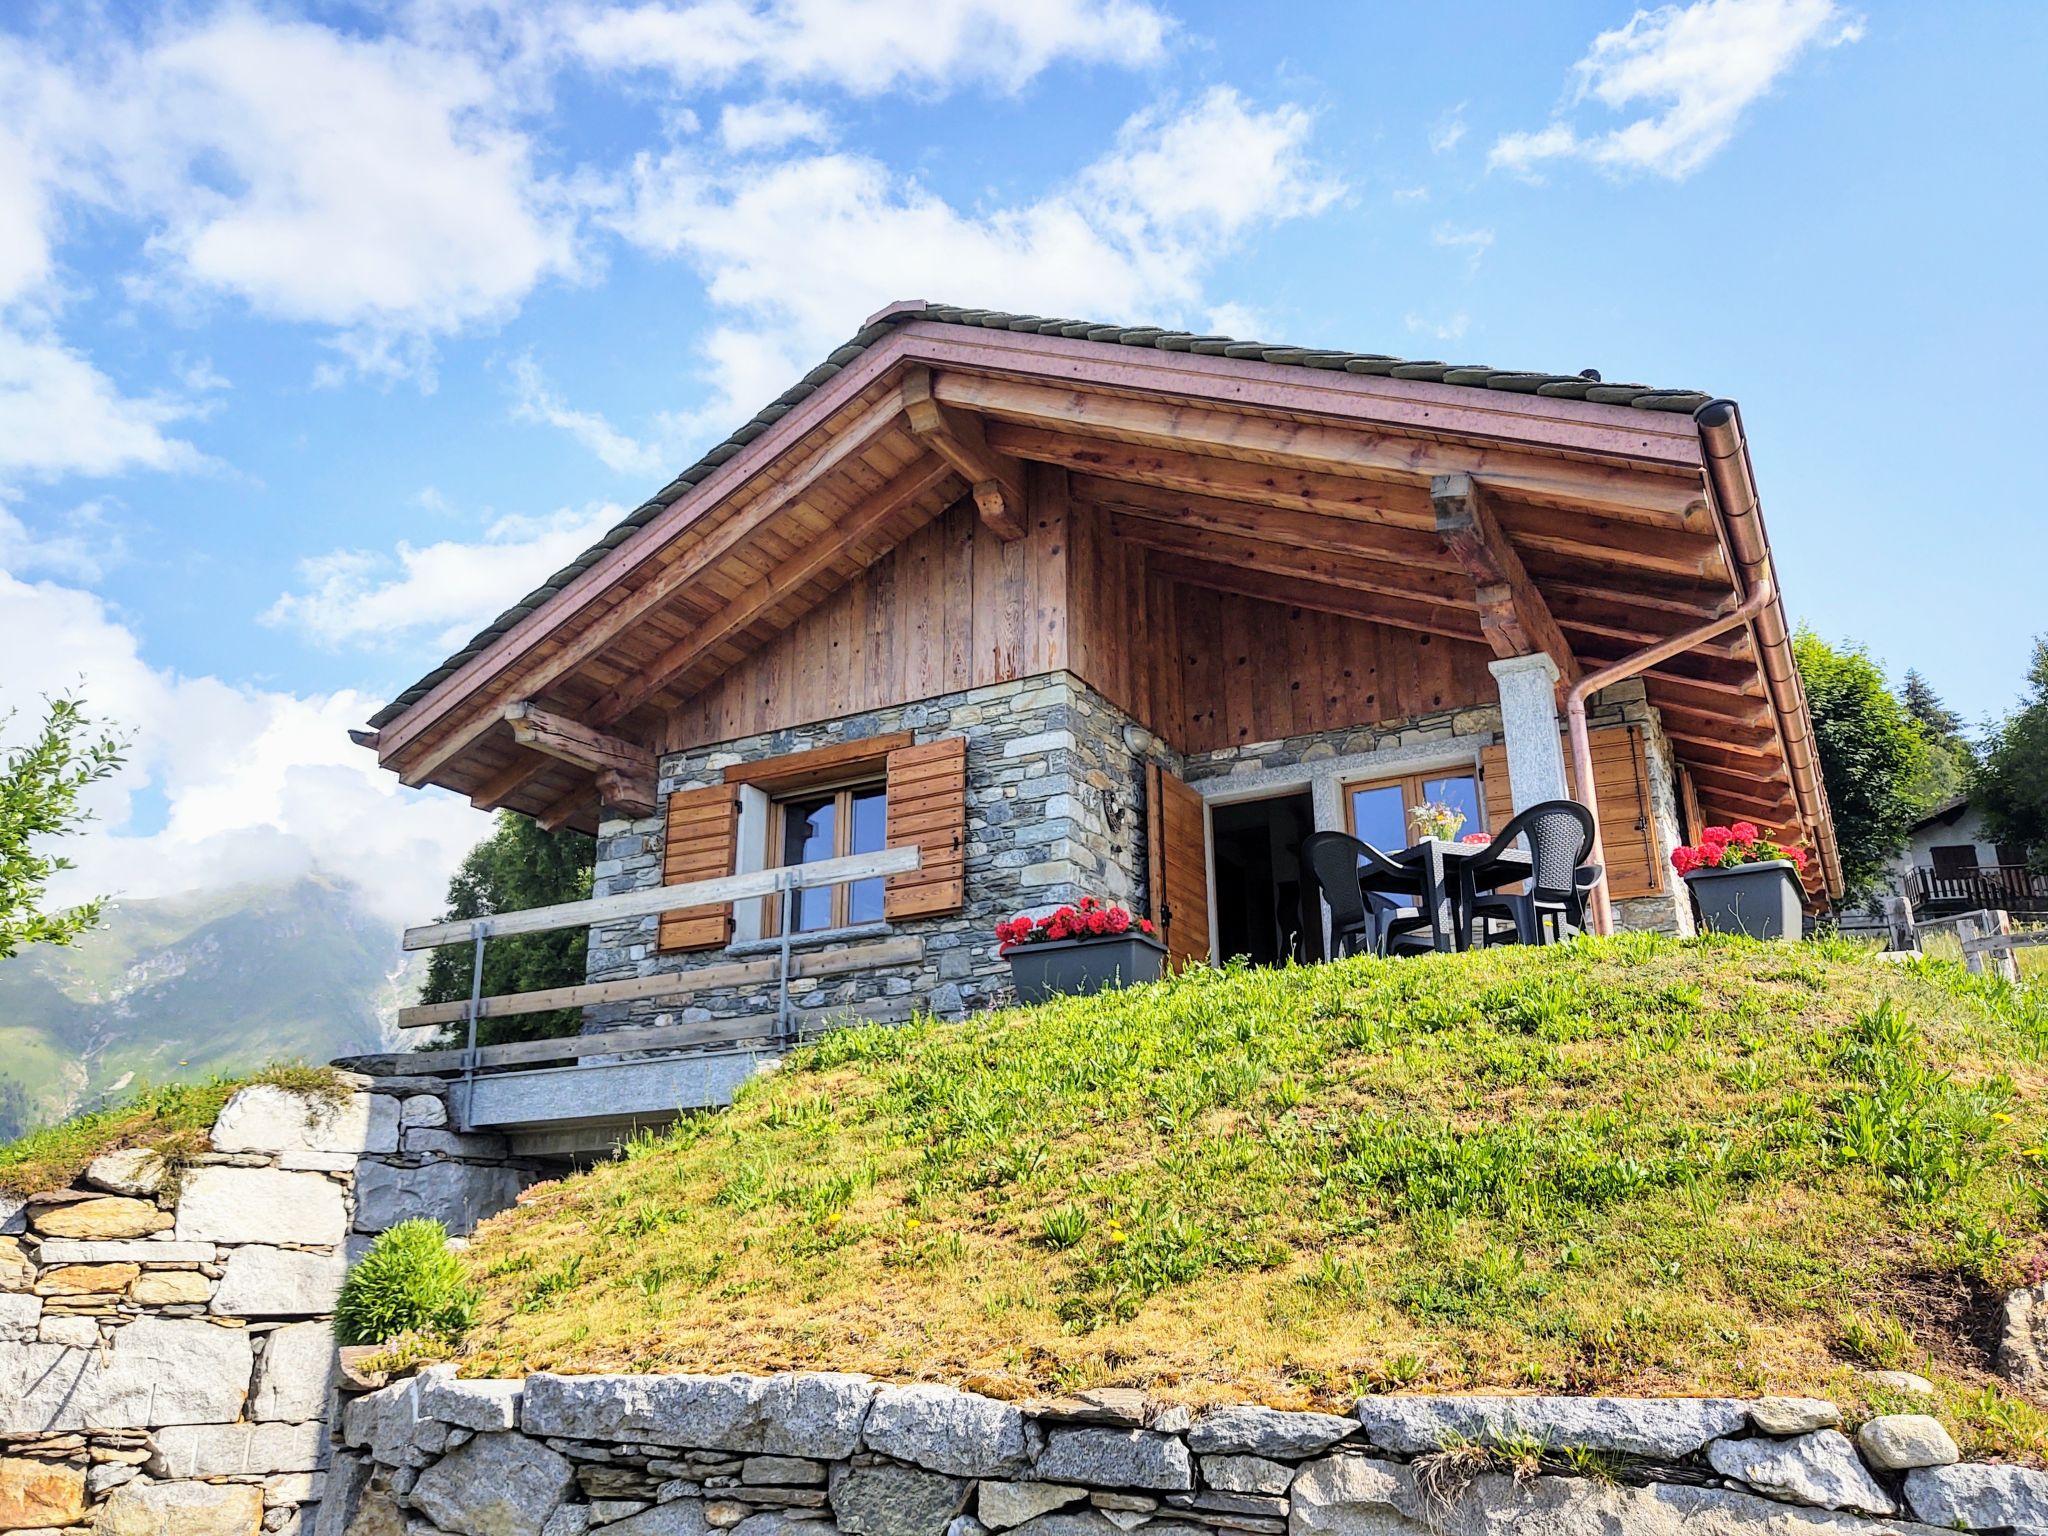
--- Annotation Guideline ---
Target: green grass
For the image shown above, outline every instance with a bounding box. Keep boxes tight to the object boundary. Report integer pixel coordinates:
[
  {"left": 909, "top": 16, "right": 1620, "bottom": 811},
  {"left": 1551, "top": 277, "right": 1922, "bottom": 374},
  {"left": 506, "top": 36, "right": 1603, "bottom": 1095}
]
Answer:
[
  {"left": 0, "top": 1063, "right": 346, "bottom": 1196},
  {"left": 452, "top": 935, "right": 2048, "bottom": 1454}
]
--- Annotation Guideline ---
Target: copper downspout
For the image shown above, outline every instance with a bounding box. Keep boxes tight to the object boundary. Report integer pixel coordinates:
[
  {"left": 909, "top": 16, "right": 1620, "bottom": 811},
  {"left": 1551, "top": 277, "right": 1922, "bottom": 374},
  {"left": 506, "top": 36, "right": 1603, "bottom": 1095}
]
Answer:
[
  {"left": 1568, "top": 396, "right": 1839, "bottom": 936},
  {"left": 1568, "top": 572, "right": 1777, "bottom": 935},
  {"left": 1694, "top": 400, "right": 1843, "bottom": 899}
]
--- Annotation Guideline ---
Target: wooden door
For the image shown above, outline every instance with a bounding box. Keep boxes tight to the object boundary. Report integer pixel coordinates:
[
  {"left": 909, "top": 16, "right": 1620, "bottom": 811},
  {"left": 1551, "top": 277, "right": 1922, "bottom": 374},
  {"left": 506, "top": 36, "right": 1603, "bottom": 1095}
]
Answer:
[{"left": 1147, "top": 763, "right": 1212, "bottom": 968}]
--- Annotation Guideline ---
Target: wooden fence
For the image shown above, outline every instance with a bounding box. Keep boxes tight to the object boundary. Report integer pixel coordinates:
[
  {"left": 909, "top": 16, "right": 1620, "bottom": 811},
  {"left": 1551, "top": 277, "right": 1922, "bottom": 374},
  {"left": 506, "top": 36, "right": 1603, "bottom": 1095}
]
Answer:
[{"left": 1956, "top": 908, "right": 2047, "bottom": 985}]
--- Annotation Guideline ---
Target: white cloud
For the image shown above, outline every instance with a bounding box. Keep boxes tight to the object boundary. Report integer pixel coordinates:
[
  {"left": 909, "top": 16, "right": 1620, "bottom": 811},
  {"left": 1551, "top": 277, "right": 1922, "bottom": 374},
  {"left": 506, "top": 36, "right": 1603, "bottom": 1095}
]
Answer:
[
  {"left": 0, "top": 330, "right": 203, "bottom": 483},
  {"left": 569, "top": 0, "right": 1174, "bottom": 97},
  {"left": 1404, "top": 311, "right": 1470, "bottom": 345},
  {"left": 509, "top": 355, "right": 678, "bottom": 475},
  {"left": 1429, "top": 103, "right": 1467, "bottom": 154},
  {"left": 1431, "top": 222, "right": 1495, "bottom": 274},
  {"left": 1490, "top": 0, "right": 1862, "bottom": 180},
  {"left": 0, "top": 570, "right": 485, "bottom": 928},
  {"left": 264, "top": 502, "right": 628, "bottom": 652},
  {"left": 0, "top": 499, "right": 125, "bottom": 583},
  {"left": 718, "top": 99, "right": 834, "bottom": 153},
  {"left": 610, "top": 86, "right": 1340, "bottom": 433}
]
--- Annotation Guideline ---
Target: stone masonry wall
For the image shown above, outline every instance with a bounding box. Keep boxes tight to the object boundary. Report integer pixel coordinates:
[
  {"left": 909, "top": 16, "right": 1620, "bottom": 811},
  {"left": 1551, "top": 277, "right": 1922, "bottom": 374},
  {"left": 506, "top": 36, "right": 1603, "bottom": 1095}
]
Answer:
[
  {"left": 584, "top": 672, "right": 1175, "bottom": 1033},
  {"left": 323, "top": 1367, "right": 2048, "bottom": 1536},
  {"left": 0, "top": 1077, "right": 541, "bottom": 1536}
]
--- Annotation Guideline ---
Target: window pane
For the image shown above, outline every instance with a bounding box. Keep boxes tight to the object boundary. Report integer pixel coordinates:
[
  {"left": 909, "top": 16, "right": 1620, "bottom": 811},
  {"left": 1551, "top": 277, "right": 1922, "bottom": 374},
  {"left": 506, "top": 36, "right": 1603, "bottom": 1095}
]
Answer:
[
  {"left": 1349, "top": 783, "right": 1407, "bottom": 852},
  {"left": 847, "top": 787, "right": 888, "bottom": 924},
  {"left": 781, "top": 795, "right": 836, "bottom": 931},
  {"left": 1421, "top": 774, "right": 1482, "bottom": 837}
]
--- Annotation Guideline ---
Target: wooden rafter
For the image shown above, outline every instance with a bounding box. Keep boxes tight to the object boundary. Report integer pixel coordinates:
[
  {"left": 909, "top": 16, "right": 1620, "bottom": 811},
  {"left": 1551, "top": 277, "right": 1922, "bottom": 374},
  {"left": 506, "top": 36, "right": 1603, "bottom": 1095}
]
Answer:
[
  {"left": 591, "top": 458, "right": 958, "bottom": 725},
  {"left": 535, "top": 778, "right": 596, "bottom": 833},
  {"left": 1105, "top": 518, "right": 1483, "bottom": 641},
  {"left": 467, "top": 751, "right": 552, "bottom": 812},
  {"left": 901, "top": 366, "right": 1025, "bottom": 541},
  {"left": 1146, "top": 550, "right": 1484, "bottom": 645},
  {"left": 930, "top": 368, "right": 1713, "bottom": 528},
  {"left": 1431, "top": 471, "right": 1579, "bottom": 684},
  {"left": 504, "top": 703, "right": 655, "bottom": 815},
  {"left": 390, "top": 390, "right": 909, "bottom": 786}
]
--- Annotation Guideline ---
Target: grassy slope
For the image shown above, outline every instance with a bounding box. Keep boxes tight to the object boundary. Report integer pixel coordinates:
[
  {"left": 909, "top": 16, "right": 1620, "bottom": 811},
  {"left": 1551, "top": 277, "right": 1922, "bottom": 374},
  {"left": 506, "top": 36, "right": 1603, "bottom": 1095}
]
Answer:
[
  {"left": 0, "top": 1064, "right": 346, "bottom": 1196},
  {"left": 458, "top": 935, "right": 2048, "bottom": 1456}
]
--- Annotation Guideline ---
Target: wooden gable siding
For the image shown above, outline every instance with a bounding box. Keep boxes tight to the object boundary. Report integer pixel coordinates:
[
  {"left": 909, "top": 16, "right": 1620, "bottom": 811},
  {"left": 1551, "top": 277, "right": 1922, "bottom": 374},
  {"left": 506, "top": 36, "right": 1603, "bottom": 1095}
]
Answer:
[{"left": 664, "top": 476, "right": 1071, "bottom": 752}]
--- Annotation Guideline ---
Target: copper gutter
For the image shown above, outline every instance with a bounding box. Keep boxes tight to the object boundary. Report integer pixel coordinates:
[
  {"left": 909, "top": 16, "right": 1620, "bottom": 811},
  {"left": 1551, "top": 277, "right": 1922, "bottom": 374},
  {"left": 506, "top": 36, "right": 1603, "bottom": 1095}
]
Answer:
[{"left": 1567, "top": 397, "right": 1841, "bottom": 936}]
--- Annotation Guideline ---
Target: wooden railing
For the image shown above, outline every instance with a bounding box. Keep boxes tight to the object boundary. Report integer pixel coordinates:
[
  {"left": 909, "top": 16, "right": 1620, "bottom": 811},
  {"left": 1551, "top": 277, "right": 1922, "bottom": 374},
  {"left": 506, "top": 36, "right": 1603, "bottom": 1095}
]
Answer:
[
  {"left": 386, "top": 845, "right": 921, "bottom": 1126},
  {"left": 1913, "top": 864, "right": 2048, "bottom": 912},
  {"left": 1957, "top": 908, "right": 2047, "bottom": 984}
]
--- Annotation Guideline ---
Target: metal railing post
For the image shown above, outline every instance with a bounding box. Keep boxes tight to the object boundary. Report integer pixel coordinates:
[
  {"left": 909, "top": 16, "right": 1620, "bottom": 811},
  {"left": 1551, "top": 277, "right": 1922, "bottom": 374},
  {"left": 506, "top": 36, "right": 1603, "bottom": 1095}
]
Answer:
[
  {"left": 777, "top": 873, "right": 797, "bottom": 1045},
  {"left": 459, "top": 922, "right": 490, "bottom": 1131}
]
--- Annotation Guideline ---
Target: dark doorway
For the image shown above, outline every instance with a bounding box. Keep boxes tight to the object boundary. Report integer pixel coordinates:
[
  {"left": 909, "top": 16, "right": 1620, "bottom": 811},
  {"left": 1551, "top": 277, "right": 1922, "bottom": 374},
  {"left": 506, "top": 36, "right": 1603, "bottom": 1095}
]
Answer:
[{"left": 1209, "top": 791, "right": 1326, "bottom": 967}]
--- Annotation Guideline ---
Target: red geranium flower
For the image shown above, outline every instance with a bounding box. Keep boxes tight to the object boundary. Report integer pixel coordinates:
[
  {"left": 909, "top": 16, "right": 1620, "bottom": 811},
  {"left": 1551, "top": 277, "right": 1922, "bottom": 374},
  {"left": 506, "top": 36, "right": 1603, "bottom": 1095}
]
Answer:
[{"left": 1730, "top": 821, "right": 1760, "bottom": 843}]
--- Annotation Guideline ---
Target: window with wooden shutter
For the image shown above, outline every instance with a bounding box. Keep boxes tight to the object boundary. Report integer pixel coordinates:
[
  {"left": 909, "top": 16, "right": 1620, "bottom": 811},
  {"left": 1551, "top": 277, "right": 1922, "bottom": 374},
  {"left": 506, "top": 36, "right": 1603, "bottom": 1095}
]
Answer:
[
  {"left": 1478, "top": 725, "right": 1665, "bottom": 900},
  {"left": 884, "top": 737, "right": 966, "bottom": 918},
  {"left": 658, "top": 784, "right": 740, "bottom": 951},
  {"left": 1147, "top": 763, "right": 1212, "bottom": 968}
]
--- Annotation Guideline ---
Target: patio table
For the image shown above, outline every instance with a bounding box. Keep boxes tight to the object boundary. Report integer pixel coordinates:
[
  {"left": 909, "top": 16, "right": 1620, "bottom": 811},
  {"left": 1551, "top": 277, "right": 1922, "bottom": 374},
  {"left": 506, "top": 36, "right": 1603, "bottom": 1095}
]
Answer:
[{"left": 1387, "top": 838, "right": 1533, "bottom": 953}]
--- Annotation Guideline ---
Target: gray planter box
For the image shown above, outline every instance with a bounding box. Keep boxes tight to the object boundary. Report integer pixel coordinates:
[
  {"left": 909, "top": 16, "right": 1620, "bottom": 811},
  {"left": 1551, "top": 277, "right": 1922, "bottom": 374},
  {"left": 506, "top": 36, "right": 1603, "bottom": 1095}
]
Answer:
[
  {"left": 1685, "top": 859, "right": 1804, "bottom": 941},
  {"left": 1006, "top": 933, "right": 1167, "bottom": 1004}
]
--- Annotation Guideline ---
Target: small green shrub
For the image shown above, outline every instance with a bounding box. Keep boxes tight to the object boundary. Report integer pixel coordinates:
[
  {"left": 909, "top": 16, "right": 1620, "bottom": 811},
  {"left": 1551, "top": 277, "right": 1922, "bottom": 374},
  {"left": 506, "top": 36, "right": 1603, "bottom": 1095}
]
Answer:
[{"left": 335, "top": 1219, "right": 478, "bottom": 1347}]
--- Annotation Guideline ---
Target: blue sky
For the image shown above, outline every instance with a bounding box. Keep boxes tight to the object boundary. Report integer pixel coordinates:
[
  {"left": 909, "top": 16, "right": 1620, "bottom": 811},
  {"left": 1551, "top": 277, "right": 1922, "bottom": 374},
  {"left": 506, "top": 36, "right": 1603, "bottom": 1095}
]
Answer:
[{"left": 1, "top": 0, "right": 2041, "bottom": 922}]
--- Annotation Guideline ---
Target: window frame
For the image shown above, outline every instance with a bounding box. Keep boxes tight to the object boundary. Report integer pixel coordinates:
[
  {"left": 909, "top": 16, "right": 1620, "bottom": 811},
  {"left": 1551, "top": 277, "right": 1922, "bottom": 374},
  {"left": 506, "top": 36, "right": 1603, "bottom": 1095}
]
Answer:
[
  {"left": 766, "top": 774, "right": 889, "bottom": 934},
  {"left": 1341, "top": 765, "right": 1487, "bottom": 848}
]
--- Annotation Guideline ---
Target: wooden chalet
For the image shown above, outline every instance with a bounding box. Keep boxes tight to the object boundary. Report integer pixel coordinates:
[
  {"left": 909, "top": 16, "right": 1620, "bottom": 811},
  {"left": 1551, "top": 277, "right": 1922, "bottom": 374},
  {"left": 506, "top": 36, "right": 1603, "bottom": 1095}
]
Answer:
[{"left": 358, "top": 300, "right": 1842, "bottom": 1065}]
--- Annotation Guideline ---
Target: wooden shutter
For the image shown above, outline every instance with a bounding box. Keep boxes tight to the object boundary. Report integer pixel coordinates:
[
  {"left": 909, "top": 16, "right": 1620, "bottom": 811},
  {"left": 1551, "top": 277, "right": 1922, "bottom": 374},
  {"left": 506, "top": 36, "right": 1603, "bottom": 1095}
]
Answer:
[
  {"left": 1147, "top": 763, "right": 1211, "bottom": 968},
  {"left": 1480, "top": 727, "right": 1664, "bottom": 900},
  {"left": 884, "top": 738, "right": 966, "bottom": 918},
  {"left": 658, "top": 784, "right": 740, "bottom": 952}
]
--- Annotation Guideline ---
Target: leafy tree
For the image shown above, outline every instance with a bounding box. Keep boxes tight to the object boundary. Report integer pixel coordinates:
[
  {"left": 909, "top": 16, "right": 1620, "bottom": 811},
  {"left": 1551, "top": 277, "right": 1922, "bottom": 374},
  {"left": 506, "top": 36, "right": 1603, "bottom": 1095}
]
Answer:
[
  {"left": 1, "top": 696, "right": 125, "bottom": 960},
  {"left": 1794, "top": 631, "right": 1928, "bottom": 903},
  {"left": 417, "top": 812, "right": 594, "bottom": 1048},
  {"left": 1976, "top": 638, "right": 2048, "bottom": 873}
]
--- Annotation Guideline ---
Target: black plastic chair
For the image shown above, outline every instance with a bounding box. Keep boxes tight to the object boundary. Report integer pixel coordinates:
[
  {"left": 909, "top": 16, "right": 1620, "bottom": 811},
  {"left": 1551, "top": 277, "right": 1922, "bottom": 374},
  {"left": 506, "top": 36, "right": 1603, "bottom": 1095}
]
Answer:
[
  {"left": 1302, "top": 831, "right": 1434, "bottom": 958},
  {"left": 1463, "top": 800, "right": 1600, "bottom": 946}
]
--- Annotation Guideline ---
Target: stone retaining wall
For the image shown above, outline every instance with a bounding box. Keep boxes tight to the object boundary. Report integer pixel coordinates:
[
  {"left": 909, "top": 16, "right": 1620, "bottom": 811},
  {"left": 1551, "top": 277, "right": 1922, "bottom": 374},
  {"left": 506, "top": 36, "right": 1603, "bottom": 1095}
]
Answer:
[
  {"left": 0, "top": 1079, "right": 543, "bottom": 1535},
  {"left": 322, "top": 1369, "right": 2048, "bottom": 1536}
]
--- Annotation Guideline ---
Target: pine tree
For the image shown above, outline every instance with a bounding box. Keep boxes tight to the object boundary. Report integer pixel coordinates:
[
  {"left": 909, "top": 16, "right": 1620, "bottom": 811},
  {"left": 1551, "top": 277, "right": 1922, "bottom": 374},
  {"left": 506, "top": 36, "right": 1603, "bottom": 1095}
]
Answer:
[{"left": 1900, "top": 669, "right": 1966, "bottom": 744}]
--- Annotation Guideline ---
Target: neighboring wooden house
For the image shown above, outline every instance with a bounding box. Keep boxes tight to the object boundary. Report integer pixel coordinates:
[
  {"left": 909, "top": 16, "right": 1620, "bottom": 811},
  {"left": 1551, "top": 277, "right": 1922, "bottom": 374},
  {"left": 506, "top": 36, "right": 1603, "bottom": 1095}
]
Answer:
[
  {"left": 359, "top": 301, "right": 1842, "bottom": 1036},
  {"left": 1892, "top": 795, "right": 2045, "bottom": 916}
]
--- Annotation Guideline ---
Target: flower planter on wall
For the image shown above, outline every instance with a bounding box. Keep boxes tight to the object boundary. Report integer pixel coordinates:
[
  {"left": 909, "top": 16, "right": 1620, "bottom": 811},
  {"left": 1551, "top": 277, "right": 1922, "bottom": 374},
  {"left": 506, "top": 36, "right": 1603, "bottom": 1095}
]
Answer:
[
  {"left": 1006, "top": 933, "right": 1167, "bottom": 1004},
  {"left": 1684, "top": 859, "right": 1804, "bottom": 941}
]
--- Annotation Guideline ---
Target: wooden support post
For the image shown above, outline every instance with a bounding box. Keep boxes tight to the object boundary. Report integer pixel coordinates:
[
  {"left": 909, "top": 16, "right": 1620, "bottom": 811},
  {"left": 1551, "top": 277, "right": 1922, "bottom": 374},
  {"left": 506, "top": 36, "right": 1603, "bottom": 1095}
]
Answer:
[
  {"left": 1432, "top": 471, "right": 1580, "bottom": 688},
  {"left": 902, "top": 366, "right": 1026, "bottom": 541},
  {"left": 1886, "top": 890, "right": 1917, "bottom": 953},
  {"left": 1992, "top": 908, "right": 2019, "bottom": 983}
]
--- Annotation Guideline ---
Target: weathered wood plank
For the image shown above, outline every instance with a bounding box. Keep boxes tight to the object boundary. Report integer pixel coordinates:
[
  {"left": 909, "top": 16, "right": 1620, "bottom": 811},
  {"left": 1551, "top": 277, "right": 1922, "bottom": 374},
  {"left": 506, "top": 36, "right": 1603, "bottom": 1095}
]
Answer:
[
  {"left": 404, "top": 845, "right": 920, "bottom": 950},
  {"left": 397, "top": 935, "right": 926, "bottom": 1029}
]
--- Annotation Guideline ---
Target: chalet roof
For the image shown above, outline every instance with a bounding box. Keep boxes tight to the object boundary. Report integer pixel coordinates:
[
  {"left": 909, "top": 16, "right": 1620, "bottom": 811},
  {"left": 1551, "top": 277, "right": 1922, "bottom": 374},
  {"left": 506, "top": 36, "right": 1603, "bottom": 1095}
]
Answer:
[{"left": 368, "top": 302, "right": 1713, "bottom": 728}]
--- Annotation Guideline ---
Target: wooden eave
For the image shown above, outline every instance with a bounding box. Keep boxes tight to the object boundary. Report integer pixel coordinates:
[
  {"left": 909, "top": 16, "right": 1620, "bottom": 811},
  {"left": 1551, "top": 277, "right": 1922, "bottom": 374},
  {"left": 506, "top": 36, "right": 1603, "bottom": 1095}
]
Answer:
[{"left": 364, "top": 318, "right": 1835, "bottom": 892}]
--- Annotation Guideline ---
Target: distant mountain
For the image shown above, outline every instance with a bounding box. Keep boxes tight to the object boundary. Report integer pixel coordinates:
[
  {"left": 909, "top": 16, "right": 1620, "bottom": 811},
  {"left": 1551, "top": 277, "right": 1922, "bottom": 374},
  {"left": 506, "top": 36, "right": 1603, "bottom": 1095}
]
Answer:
[{"left": 0, "top": 875, "right": 422, "bottom": 1138}]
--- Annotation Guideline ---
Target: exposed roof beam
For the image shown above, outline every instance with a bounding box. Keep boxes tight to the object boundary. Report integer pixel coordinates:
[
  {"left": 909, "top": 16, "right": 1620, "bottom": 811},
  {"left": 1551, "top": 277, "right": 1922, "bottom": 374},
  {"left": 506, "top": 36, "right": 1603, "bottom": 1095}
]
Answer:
[
  {"left": 901, "top": 365, "right": 1025, "bottom": 541},
  {"left": 591, "top": 457, "right": 959, "bottom": 726},
  {"left": 1432, "top": 471, "right": 1580, "bottom": 684},
  {"left": 1072, "top": 474, "right": 1463, "bottom": 572},
  {"left": 504, "top": 703, "right": 655, "bottom": 816},
  {"left": 1102, "top": 515, "right": 1482, "bottom": 636},
  {"left": 535, "top": 779, "right": 595, "bottom": 833},
  {"left": 468, "top": 751, "right": 552, "bottom": 812},
  {"left": 387, "top": 388, "right": 908, "bottom": 785},
  {"left": 1146, "top": 550, "right": 1485, "bottom": 646},
  {"left": 931, "top": 368, "right": 1712, "bottom": 528},
  {"left": 991, "top": 421, "right": 1435, "bottom": 530}
]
